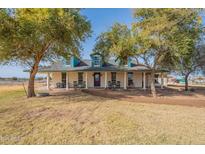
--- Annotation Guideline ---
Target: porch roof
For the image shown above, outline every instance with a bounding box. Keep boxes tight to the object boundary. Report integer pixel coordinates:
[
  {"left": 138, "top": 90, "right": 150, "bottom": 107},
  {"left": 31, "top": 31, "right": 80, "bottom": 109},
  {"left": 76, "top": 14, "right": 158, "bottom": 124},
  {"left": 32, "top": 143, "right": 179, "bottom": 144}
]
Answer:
[
  {"left": 25, "top": 65, "right": 168, "bottom": 73},
  {"left": 23, "top": 59, "right": 169, "bottom": 73}
]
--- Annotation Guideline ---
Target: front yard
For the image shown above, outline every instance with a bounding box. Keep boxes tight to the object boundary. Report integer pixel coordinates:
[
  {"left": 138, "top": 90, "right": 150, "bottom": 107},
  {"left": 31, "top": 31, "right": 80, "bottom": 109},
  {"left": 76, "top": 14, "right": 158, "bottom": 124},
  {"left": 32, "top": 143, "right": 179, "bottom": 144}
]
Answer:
[{"left": 0, "top": 85, "right": 205, "bottom": 144}]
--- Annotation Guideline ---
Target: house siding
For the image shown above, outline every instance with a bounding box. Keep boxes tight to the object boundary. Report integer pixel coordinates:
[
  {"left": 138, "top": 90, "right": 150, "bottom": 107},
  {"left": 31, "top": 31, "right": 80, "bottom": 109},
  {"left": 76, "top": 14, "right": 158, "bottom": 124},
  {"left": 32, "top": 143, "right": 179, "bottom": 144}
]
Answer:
[
  {"left": 133, "top": 72, "right": 143, "bottom": 88},
  {"left": 68, "top": 72, "right": 78, "bottom": 87},
  {"left": 87, "top": 72, "right": 94, "bottom": 88},
  {"left": 51, "top": 72, "right": 61, "bottom": 87},
  {"left": 116, "top": 72, "right": 125, "bottom": 88},
  {"left": 51, "top": 71, "right": 167, "bottom": 88}
]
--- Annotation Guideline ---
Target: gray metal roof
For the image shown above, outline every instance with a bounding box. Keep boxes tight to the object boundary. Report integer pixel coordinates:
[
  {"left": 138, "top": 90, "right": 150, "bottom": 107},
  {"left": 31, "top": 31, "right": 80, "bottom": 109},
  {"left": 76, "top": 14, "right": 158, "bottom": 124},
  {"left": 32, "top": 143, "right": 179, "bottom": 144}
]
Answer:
[{"left": 24, "top": 59, "right": 168, "bottom": 73}]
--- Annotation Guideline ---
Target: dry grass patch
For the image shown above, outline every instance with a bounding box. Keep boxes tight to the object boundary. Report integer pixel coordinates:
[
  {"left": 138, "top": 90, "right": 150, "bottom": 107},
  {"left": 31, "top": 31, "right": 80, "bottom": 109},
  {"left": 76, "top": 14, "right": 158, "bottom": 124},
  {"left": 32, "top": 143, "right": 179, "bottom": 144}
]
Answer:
[{"left": 0, "top": 85, "right": 205, "bottom": 144}]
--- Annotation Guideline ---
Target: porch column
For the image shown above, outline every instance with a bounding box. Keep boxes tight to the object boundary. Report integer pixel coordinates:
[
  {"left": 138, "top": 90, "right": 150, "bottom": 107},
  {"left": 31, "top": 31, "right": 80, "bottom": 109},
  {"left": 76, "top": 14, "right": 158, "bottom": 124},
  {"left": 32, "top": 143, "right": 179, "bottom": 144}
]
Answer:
[
  {"left": 47, "top": 72, "right": 50, "bottom": 90},
  {"left": 85, "top": 72, "right": 88, "bottom": 89},
  {"left": 161, "top": 73, "right": 164, "bottom": 89},
  {"left": 104, "top": 72, "right": 107, "bottom": 88},
  {"left": 124, "top": 72, "right": 127, "bottom": 90},
  {"left": 143, "top": 72, "right": 146, "bottom": 90},
  {"left": 66, "top": 72, "right": 69, "bottom": 90}
]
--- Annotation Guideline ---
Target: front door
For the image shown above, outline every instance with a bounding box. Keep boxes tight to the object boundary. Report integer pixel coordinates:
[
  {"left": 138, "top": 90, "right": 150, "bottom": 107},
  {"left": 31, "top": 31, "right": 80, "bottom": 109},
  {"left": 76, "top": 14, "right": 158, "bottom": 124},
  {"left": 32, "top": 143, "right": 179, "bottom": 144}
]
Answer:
[
  {"left": 61, "top": 72, "right": 66, "bottom": 88},
  {"left": 94, "top": 73, "right": 101, "bottom": 87}
]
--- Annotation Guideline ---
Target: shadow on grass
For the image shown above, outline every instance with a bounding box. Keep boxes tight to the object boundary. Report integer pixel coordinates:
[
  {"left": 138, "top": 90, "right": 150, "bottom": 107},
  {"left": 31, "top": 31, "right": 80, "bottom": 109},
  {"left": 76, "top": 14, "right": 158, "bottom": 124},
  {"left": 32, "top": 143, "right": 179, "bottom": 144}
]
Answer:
[{"left": 81, "top": 87, "right": 205, "bottom": 108}]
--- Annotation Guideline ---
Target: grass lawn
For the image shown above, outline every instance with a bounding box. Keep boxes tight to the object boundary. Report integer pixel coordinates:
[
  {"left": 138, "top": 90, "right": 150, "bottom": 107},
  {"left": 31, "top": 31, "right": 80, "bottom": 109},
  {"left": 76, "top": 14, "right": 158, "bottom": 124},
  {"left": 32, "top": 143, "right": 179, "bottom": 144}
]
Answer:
[{"left": 0, "top": 85, "right": 205, "bottom": 144}]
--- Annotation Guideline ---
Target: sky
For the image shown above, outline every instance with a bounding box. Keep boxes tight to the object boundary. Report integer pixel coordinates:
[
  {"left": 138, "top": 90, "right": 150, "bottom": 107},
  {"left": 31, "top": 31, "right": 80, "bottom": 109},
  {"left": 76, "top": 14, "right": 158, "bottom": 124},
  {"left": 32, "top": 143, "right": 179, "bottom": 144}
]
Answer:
[{"left": 0, "top": 8, "right": 133, "bottom": 78}]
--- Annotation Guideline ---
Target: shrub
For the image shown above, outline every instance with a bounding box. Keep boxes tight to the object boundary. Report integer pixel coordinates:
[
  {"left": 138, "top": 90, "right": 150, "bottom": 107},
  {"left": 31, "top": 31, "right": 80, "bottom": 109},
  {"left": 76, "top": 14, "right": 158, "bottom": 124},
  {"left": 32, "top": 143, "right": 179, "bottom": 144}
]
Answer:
[{"left": 12, "top": 77, "right": 18, "bottom": 81}]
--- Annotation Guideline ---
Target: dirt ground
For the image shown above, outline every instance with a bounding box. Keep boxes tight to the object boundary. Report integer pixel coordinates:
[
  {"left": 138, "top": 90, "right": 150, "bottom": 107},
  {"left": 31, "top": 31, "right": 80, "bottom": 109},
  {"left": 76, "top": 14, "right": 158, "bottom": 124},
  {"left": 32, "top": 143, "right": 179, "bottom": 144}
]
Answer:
[
  {"left": 12, "top": 81, "right": 205, "bottom": 108},
  {"left": 79, "top": 86, "right": 205, "bottom": 108}
]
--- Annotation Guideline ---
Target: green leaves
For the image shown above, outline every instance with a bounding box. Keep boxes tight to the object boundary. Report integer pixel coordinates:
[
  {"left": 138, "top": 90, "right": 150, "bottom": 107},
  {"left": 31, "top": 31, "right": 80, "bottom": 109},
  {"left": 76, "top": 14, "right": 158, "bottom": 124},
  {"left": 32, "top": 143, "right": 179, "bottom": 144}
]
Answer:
[
  {"left": 132, "top": 9, "right": 203, "bottom": 70},
  {"left": 93, "top": 23, "right": 136, "bottom": 65},
  {"left": 0, "top": 9, "right": 91, "bottom": 66},
  {"left": 93, "top": 8, "right": 204, "bottom": 75}
]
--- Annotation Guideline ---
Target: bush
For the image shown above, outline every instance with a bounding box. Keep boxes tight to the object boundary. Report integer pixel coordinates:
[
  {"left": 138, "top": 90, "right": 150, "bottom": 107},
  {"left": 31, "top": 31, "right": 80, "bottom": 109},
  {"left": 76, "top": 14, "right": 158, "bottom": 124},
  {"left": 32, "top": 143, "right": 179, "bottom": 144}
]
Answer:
[{"left": 12, "top": 77, "right": 18, "bottom": 81}]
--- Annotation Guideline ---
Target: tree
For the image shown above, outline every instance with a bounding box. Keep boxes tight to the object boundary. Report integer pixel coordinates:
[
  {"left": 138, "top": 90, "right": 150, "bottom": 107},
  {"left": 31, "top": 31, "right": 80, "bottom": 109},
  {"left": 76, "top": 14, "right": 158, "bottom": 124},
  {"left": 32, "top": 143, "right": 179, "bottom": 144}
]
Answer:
[
  {"left": 0, "top": 9, "right": 91, "bottom": 97},
  {"left": 93, "top": 23, "right": 136, "bottom": 65},
  {"left": 132, "top": 8, "right": 203, "bottom": 97},
  {"left": 174, "top": 44, "right": 205, "bottom": 91},
  {"left": 92, "top": 32, "right": 112, "bottom": 65}
]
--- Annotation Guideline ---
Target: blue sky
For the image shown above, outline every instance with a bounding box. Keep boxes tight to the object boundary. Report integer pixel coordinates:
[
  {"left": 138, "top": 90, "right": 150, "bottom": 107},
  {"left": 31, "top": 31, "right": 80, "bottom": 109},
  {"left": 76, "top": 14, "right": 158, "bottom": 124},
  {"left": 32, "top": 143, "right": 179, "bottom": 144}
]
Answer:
[
  {"left": 80, "top": 9, "right": 133, "bottom": 58},
  {"left": 0, "top": 8, "right": 132, "bottom": 78}
]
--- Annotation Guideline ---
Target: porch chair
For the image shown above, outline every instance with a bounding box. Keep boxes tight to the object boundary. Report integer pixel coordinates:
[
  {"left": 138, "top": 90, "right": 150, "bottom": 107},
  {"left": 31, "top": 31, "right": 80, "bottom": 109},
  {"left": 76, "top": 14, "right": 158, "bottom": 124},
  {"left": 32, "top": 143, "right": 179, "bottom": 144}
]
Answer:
[
  {"left": 112, "top": 81, "right": 116, "bottom": 89},
  {"left": 108, "top": 81, "right": 112, "bottom": 89},
  {"left": 116, "top": 81, "right": 120, "bottom": 88},
  {"left": 56, "top": 82, "right": 61, "bottom": 88},
  {"left": 61, "top": 82, "right": 66, "bottom": 88},
  {"left": 78, "top": 81, "right": 86, "bottom": 88},
  {"left": 56, "top": 82, "right": 65, "bottom": 88},
  {"left": 128, "top": 80, "right": 134, "bottom": 88}
]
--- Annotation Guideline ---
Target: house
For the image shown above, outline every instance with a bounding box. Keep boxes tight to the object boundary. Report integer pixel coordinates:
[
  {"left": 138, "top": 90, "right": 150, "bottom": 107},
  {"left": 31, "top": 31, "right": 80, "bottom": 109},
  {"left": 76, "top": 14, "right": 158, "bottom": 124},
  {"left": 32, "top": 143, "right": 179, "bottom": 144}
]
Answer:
[{"left": 37, "top": 54, "right": 168, "bottom": 90}]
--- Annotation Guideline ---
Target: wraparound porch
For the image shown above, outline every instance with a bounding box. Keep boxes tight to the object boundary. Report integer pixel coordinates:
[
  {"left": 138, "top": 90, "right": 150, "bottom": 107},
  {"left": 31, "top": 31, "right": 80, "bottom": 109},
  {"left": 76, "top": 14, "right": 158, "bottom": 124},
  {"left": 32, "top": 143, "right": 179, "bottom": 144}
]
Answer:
[{"left": 45, "top": 71, "right": 167, "bottom": 90}]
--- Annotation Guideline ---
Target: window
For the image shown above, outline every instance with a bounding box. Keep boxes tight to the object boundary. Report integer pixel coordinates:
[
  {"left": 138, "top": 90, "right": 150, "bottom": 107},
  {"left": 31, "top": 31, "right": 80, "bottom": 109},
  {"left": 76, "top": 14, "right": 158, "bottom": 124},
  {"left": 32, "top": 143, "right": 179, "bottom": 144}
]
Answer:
[
  {"left": 62, "top": 72, "right": 66, "bottom": 83},
  {"left": 93, "top": 56, "right": 101, "bottom": 67},
  {"left": 128, "top": 72, "right": 134, "bottom": 86},
  {"left": 61, "top": 72, "right": 67, "bottom": 88},
  {"left": 111, "top": 72, "right": 116, "bottom": 83},
  {"left": 78, "top": 72, "right": 83, "bottom": 84},
  {"left": 128, "top": 72, "right": 133, "bottom": 80}
]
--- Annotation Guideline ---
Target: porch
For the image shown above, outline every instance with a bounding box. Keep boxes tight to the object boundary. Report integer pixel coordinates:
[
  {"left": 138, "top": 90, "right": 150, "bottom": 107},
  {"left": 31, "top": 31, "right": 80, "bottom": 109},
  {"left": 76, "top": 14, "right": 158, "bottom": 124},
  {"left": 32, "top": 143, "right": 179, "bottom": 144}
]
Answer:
[{"left": 45, "top": 71, "right": 167, "bottom": 91}]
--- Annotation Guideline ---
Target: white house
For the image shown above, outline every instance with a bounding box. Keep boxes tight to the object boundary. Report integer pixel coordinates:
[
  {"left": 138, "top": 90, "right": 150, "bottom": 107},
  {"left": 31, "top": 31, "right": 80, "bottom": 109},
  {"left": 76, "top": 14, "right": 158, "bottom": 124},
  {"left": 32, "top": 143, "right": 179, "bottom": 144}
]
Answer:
[{"left": 36, "top": 54, "right": 168, "bottom": 90}]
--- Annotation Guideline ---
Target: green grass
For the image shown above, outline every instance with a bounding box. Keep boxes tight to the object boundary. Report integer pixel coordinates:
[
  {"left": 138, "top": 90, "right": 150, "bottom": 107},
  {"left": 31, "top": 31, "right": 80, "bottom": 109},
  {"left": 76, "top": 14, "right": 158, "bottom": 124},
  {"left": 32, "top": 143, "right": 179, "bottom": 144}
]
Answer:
[{"left": 0, "top": 85, "right": 205, "bottom": 144}]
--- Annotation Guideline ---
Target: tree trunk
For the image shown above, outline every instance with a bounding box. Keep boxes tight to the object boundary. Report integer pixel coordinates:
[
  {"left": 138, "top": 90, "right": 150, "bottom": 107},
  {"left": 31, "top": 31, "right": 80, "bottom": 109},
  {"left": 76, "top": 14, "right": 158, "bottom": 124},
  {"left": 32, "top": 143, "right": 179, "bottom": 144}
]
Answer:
[
  {"left": 184, "top": 74, "right": 189, "bottom": 91},
  {"left": 26, "top": 42, "right": 50, "bottom": 98},
  {"left": 27, "top": 62, "right": 39, "bottom": 98},
  {"left": 150, "top": 70, "right": 157, "bottom": 98},
  {"left": 27, "top": 73, "right": 36, "bottom": 97}
]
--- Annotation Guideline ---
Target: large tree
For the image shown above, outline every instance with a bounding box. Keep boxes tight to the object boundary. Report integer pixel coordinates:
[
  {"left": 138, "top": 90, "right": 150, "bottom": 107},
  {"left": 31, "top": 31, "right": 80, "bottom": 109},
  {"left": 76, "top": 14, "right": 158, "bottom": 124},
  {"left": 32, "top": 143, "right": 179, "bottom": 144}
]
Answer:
[
  {"left": 0, "top": 9, "right": 91, "bottom": 97},
  {"left": 93, "top": 23, "right": 136, "bottom": 65},
  {"left": 174, "top": 43, "right": 205, "bottom": 91},
  {"left": 132, "top": 8, "right": 203, "bottom": 97}
]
